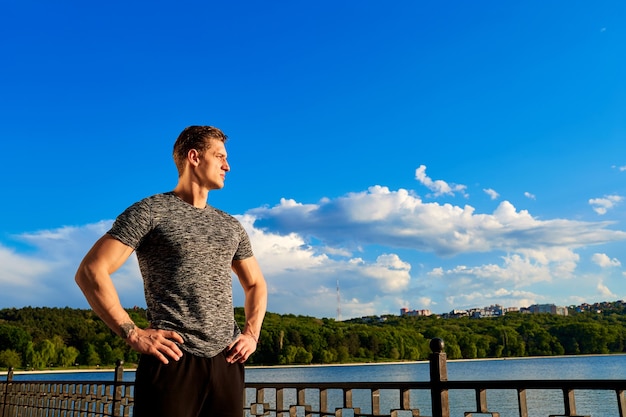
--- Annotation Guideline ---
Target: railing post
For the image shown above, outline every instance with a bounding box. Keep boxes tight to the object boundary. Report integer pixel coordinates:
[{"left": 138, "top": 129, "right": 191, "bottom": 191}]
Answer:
[
  {"left": 429, "top": 338, "right": 450, "bottom": 417},
  {"left": 1, "top": 367, "right": 14, "bottom": 417},
  {"left": 112, "top": 360, "right": 124, "bottom": 417}
]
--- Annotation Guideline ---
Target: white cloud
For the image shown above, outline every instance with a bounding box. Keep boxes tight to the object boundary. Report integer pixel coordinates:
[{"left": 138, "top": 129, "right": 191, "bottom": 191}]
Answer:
[
  {"left": 591, "top": 253, "right": 621, "bottom": 268},
  {"left": 445, "top": 288, "right": 539, "bottom": 311},
  {"left": 251, "top": 188, "right": 626, "bottom": 258},
  {"left": 597, "top": 280, "right": 616, "bottom": 298},
  {"left": 483, "top": 188, "right": 499, "bottom": 200},
  {"left": 244, "top": 185, "right": 626, "bottom": 316},
  {"left": 589, "top": 195, "right": 623, "bottom": 215},
  {"left": 415, "top": 165, "right": 468, "bottom": 198},
  {"left": 524, "top": 192, "right": 536, "bottom": 200},
  {"left": 359, "top": 254, "right": 411, "bottom": 292},
  {"left": 423, "top": 248, "right": 578, "bottom": 310},
  {"left": 2, "top": 179, "right": 626, "bottom": 318},
  {"left": 237, "top": 214, "right": 329, "bottom": 275},
  {"left": 234, "top": 215, "right": 418, "bottom": 317},
  {"left": 0, "top": 221, "right": 145, "bottom": 308},
  {"left": 0, "top": 245, "right": 51, "bottom": 289}
]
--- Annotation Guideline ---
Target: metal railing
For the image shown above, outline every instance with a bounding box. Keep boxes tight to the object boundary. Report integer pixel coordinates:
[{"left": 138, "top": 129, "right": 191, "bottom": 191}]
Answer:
[
  {"left": 1, "top": 363, "right": 132, "bottom": 416},
  {"left": 2, "top": 338, "right": 626, "bottom": 417}
]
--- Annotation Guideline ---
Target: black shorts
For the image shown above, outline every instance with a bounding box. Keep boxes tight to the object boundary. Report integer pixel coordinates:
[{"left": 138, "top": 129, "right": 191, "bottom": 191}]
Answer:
[{"left": 132, "top": 350, "right": 245, "bottom": 417}]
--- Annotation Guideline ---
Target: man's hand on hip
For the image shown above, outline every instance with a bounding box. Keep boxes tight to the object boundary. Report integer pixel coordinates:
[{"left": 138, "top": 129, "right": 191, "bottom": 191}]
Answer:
[{"left": 125, "top": 327, "right": 185, "bottom": 364}]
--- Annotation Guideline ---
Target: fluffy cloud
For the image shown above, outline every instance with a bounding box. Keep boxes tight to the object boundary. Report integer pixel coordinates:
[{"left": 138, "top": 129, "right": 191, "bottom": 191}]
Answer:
[
  {"left": 243, "top": 184, "right": 626, "bottom": 315},
  {"left": 483, "top": 188, "right": 499, "bottom": 200},
  {"left": 591, "top": 253, "right": 621, "bottom": 268},
  {"left": 0, "top": 221, "right": 144, "bottom": 309},
  {"left": 589, "top": 195, "right": 623, "bottom": 215},
  {"left": 415, "top": 165, "right": 468, "bottom": 198},
  {"left": 250, "top": 187, "right": 626, "bottom": 257},
  {"left": 1, "top": 179, "right": 626, "bottom": 318},
  {"left": 445, "top": 288, "right": 539, "bottom": 311},
  {"left": 597, "top": 280, "right": 617, "bottom": 298}
]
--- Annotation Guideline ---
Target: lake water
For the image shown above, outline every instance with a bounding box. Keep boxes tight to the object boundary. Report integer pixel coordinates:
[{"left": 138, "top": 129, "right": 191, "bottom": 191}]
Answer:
[{"left": 4, "top": 355, "right": 626, "bottom": 417}]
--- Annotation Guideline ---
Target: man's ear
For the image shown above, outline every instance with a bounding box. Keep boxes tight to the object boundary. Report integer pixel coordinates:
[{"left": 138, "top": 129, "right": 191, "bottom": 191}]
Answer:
[{"left": 188, "top": 149, "right": 200, "bottom": 167}]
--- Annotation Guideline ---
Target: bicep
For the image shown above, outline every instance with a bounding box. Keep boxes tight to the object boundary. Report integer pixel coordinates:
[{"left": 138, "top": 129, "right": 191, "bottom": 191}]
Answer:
[
  {"left": 79, "top": 234, "right": 135, "bottom": 278},
  {"left": 232, "top": 256, "right": 264, "bottom": 290}
]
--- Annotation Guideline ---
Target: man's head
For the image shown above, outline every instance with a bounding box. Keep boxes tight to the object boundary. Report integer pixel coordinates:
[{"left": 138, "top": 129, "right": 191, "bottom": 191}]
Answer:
[{"left": 173, "top": 126, "right": 228, "bottom": 176}]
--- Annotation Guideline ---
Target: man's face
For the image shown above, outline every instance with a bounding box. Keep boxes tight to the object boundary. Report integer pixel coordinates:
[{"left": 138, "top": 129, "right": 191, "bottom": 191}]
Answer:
[{"left": 197, "top": 139, "right": 230, "bottom": 190}]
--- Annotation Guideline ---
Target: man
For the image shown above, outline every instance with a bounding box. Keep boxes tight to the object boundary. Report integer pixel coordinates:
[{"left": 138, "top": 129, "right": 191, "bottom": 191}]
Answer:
[{"left": 75, "top": 125, "right": 267, "bottom": 417}]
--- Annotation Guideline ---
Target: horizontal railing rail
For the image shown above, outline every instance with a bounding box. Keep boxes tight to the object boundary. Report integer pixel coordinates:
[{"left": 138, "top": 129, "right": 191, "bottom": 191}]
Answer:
[{"left": 2, "top": 338, "right": 626, "bottom": 417}]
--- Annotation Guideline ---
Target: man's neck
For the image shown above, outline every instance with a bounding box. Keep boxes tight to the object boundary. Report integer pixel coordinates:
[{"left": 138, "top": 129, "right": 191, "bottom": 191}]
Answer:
[{"left": 172, "top": 184, "right": 209, "bottom": 209}]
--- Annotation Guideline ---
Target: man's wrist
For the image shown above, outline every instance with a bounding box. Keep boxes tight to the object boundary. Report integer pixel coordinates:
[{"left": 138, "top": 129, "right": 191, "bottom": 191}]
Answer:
[
  {"left": 245, "top": 332, "right": 259, "bottom": 343},
  {"left": 119, "top": 322, "right": 137, "bottom": 339}
]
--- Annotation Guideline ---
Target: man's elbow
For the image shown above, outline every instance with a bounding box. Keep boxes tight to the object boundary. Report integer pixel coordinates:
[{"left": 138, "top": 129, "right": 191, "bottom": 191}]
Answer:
[
  {"left": 75, "top": 261, "right": 97, "bottom": 292},
  {"left": 253, "top": 276, "right": 268, "bottom": 297}
]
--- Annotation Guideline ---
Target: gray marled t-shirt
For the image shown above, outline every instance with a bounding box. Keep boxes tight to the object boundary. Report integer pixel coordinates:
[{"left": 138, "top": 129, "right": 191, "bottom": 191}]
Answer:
[{"left": 108, "top": 192, "right": 254, "bottom": 358}]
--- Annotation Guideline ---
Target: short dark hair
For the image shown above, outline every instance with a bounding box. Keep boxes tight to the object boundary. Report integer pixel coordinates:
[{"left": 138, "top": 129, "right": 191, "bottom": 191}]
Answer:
[{"left": 173, "top": 126, "right": 228, "bottom": 175}]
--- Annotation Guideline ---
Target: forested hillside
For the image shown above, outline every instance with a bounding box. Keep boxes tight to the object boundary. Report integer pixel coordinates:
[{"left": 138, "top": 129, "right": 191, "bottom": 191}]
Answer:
[{"left": 1, "top": 306, "right": 625, "bottom": 370}]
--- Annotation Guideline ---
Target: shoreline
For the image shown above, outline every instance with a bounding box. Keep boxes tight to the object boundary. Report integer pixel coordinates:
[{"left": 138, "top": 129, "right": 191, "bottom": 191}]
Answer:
[
  {"left": 249, "top": 352, "right": 626, "bottom": 370},
  {"left": 4, "top": 352, "right": 624, "bottom": 376}
]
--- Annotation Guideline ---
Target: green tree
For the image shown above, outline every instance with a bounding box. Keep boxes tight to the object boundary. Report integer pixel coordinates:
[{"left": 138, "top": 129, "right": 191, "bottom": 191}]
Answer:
[
  {"left": 57, "top": 346, "right": 80, "bottom": 367},
  {"left": 293, "top": 346, "right": 313, "bottom": 364},
  {"left": 24, "top": 341, "right": 45, "bottom": 369},
  {"left": 336, "top": 346, "right": 350, "bottom": 363},
  {"left": 0, "top": 324, "right": 31, "bottom": 353},
  {"left": 37, "top": 339, "right": 57, "bottom": 367},
  {"left": 0, "top": 349, "right": 22, "bottom": 369},
  {"left": 83, "top": 343, "right": 101, "bottom": 366}
]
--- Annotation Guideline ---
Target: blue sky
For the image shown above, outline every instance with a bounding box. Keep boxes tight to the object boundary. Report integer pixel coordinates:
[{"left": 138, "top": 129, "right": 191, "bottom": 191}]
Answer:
[{"left": 1, "top": 1, "right": 625, "bottom": 319}]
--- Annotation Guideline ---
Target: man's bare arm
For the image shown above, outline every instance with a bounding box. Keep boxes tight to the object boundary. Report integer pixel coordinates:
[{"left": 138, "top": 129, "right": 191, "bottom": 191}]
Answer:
[
  {"left": 227, "top": 256, "right": 268, "bottom": 363},
  {"left": 75, "top": 234, "right": 184, "bottom": 364}
]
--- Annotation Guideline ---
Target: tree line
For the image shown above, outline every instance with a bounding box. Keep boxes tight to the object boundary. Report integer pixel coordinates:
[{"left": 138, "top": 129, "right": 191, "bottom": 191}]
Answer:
[{"left": 1, "top": 305, "right": 626, "bottom": 370}]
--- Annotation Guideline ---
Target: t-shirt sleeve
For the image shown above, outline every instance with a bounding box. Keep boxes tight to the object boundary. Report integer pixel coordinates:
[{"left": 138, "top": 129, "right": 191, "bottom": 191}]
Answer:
[
  {"left": 233, "top": 223, "right": 254, "bottom": 261},
  {"left": 107, "top": 199, "right": 153, "bottom": 249}
]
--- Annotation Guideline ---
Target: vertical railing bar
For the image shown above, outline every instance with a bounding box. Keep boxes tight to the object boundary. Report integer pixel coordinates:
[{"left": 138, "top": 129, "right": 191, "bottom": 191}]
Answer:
[
  {"left": 320, "top": 388, "right": 328, "bottom": 414},
  {"left": 617, "top": 389, "right": 626, "bottom": 417},
  {"left": 563, "top": 388, "right": 576, "bottom": 416},
  {"left": 429, "top": 338, "right": 450, "bottom": 417},
  {"left": 401, "top": 388, "right": 411, "bottom": 410},
  {"left": 276, "top": 387, "right": 285, "bottom": 417},
  {"left": 517, "top": 388, "right": 528, "bottom": 417},
  {"left": 476, "top": 388, "right": 488, "bottom": 413},
  {"left": 256, "top": 387, "right": 265, "bottom": 404},
  {"left": 372, "top": 388, "right": 380, "bottom": 415},
  {"left": 1, "top": 368, "right": 14, "bottom": 417},
  {"left": 345, "top": 388, "right": 353, "bottom": 409},
  {"left": 297, "top": 387, "right": 306, "bottom": 406},
  {"left": 254, "top": 387, "right": 266, "bottom": 416}
]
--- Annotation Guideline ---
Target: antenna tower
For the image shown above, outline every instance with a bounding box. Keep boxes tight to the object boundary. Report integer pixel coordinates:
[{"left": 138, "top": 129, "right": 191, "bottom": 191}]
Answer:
[{"left": 336, "top": 278, "right": 341, "bottom": 321}]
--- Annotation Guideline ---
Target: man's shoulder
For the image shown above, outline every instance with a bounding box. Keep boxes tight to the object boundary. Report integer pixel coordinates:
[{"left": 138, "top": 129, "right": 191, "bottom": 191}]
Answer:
[
  {"left": 208, "top": 206, "right": 240, "bottom": 223},
  {"left": 132, "top": 192, "right": 176, "bottom": 207},
  {"left": 118, "top": 193, "right": 175, "bottom": 217}
]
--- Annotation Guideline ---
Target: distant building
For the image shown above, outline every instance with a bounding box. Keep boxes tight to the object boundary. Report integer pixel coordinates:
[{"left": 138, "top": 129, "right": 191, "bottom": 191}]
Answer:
[
  {"left": 400, "top": 308, "right": 432, "bottom": 317},
  {"left": 469, "top": 304, "right": 504, "bottom": 318},
  {"left": 445, "top": 309, "right": 469, "bottom": 319},
  {"left": 440, "top": 305, "right": 505, "bottom": 319},
  {"left": 527, "top": 304, "right": 568, "bottom": 316}
]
